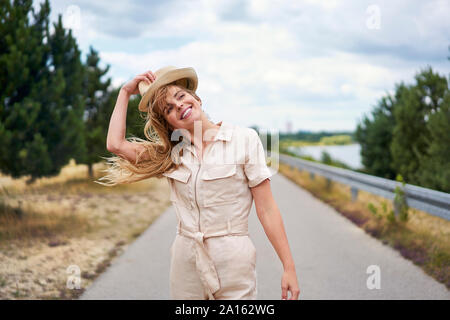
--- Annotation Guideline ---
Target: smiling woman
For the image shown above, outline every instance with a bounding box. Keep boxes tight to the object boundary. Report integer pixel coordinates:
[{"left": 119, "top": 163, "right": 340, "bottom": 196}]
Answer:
[
  {"left": 97, "top": 66, "right": 219, "bottom": 186},
  {"left": 95, "top": 65, "right": 300, "bottom": 301},
  {"left": 162, "top": 89, "right": 192, "bottom": 119},
  {"left": 153, "top": 84, "right": 204, "bottom": 130},
  {"left": 96, "top": 67, "right": 203, "bottom": 186}
]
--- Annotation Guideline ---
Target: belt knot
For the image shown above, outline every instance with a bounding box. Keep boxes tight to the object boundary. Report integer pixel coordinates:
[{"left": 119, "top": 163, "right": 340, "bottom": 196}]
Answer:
[{"left": 194, "top": 231, "right": 204, "bottom": 244}]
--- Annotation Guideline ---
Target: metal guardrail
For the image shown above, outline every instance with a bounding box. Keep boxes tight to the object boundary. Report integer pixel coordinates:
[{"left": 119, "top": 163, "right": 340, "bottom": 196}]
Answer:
[{"left": 273, "top": 152, "right": 450, "bottom": 221}]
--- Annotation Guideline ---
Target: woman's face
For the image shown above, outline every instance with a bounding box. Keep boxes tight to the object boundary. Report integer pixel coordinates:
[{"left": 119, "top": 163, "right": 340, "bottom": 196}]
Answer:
[{"left": 162, "top": 85, "right": 202, "bottom": 130}]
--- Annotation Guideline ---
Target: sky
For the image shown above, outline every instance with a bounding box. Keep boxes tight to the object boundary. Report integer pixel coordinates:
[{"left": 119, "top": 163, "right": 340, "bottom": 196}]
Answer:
[{"left": 35, "top": 0, "right": 450, "bottom": 133}]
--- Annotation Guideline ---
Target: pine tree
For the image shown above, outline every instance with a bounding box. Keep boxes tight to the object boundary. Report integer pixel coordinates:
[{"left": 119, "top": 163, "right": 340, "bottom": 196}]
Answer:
[
  {"left": 81, "top": 46, "right": 112, "bottom": 178},
  {"left": 355, "top": 89, "right": 399, "bottom": 179},
  {"left": 47, "top": 14, "right": 87, "bottom": 168},
  {"left": 127, "top": 91, "right": 149, "bottom": 140},
  {"left": 390, "top": 67, "right": 448, "bottom": 188},
  {"left": 415, "top": 76, "right": 450, "bottom": 192},
  {"left": 0, "top": 0, "right": 53, "bottom": 182},
  {"left": 0, "top": 0, "right": 87, "bottom": 184}
]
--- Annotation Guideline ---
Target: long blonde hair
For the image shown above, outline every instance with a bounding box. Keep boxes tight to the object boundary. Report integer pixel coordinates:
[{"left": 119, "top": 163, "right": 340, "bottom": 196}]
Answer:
[{"left": 94, "top": 83, "right": 202, "bottom": 186}]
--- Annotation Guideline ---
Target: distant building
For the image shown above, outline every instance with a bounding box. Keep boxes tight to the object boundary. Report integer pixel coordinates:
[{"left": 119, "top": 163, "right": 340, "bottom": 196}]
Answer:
[{"left": 286, "top": 120, "right": 293, "bottom": 134}]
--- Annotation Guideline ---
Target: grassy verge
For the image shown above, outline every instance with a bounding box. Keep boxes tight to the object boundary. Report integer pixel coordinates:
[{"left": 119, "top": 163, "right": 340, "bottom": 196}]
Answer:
[
  {"left": 0, "top": 160, "right": 171, "bottom": 300},
  {"left": 277, "top": 162, "right": 450, "bottom": 289}
]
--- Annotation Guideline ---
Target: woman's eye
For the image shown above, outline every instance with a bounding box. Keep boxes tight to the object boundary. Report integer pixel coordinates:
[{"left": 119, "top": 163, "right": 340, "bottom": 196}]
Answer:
[{"left": 179, "top": 94, "right": 185, "bottom": 99}]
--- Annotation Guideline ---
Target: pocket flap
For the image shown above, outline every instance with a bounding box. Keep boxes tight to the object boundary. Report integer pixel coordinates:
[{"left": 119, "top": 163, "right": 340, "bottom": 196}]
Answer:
[
  {"left": 162, "top": 167, "right": 191, "bottom": 183},
  {"left": 201, "top": 164, "right": 236, "bottom": 180}
]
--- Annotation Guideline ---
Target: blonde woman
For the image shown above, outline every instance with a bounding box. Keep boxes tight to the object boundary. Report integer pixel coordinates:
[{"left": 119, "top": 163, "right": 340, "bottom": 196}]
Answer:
[{"left": 98, "top": 66, "right": 300, "bottom": 300}]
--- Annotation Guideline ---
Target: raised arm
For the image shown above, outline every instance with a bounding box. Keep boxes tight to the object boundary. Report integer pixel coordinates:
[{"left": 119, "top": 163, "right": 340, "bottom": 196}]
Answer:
[{"left": 106, "top": 71, "right": 155, "bottom": 163}]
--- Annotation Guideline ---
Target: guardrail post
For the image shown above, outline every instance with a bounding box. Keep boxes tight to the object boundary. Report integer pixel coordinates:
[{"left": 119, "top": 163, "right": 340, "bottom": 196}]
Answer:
[
  {"left": 310, "top": 172, "right": 315, "bottom": 180},
  {"left": 326, "top": 178, "right": 332, "bottom": 191},
  {"left": 393, "top": 180, "right": 408, "bottom": 221},
  {"left": 393, "top": 200, "right": 399, "bottom": 217},
  {"left": 351, "top": 186, "right": 358, "bottom": 202}
]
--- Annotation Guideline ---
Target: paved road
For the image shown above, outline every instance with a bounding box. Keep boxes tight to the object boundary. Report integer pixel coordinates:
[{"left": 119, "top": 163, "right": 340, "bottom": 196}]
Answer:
[{"left": 80, "top": 169, "right": 449, "bottom": 300}]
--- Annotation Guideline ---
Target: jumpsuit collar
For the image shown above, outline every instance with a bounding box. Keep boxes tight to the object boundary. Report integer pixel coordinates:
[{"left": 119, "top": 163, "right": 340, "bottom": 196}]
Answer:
[{"left": 182, "top": 121, "right": 233, "bottom": 156}]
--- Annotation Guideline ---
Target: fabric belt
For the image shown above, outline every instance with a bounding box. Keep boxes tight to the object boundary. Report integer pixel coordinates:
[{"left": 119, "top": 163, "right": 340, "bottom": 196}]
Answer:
[{"left": 176, "top": 219, "right": 249, "bottom": 300}]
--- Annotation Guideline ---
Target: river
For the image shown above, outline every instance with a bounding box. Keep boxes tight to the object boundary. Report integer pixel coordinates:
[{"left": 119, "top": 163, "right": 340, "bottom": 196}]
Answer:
[{"left": 287, "top": 144, "right": 363, "bottom": 170}]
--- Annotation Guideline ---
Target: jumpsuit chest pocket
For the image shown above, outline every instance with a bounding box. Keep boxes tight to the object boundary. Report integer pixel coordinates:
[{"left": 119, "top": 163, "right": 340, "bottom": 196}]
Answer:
[
  {"left": 162, "top": 167, "right": 193, "bottom": 209},
  {"left": 200, "top": 164, "right": 239, "bottom": 207}
]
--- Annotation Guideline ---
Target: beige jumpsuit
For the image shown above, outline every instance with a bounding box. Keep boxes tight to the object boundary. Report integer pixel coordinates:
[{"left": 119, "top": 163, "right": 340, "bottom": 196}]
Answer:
[{"left": 162, "top": 121, "right": 273, "bottom": 300}]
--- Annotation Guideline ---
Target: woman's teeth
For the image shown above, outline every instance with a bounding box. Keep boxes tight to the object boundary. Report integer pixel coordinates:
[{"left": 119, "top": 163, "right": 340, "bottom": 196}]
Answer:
[{"left": 181, "top": 107, "right": 192, "bottom": 120}]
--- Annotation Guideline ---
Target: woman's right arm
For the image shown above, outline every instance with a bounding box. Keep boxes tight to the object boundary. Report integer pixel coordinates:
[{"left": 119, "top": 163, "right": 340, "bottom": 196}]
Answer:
[{"left": 106, "top": 71, "right": 156, "bottom": 163}]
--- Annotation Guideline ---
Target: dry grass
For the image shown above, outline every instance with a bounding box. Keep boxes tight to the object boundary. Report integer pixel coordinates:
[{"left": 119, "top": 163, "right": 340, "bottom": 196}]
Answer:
[
  {"left": 0, "top": 159, "right": 171, "bottom": 299},
  {"left": 278, "top": 162, "right": 450, "bottom": 289}
]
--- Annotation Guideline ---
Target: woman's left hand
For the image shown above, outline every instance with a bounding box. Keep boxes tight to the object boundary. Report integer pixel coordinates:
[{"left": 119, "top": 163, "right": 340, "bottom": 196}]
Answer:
[{"left": 281, "top": 269, "right": 300, "bottom": 300}]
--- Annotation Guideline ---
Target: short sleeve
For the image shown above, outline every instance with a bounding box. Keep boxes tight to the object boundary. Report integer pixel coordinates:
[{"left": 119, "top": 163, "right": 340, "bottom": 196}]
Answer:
[{"left": 244, "top": 128, "right": 273, "bottom": 188}]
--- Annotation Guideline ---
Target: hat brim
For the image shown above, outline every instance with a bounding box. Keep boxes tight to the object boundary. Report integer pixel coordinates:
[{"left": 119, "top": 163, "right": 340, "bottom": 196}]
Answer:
[{"left": 138, "top": 67, "right": 198, "bottom": 112}]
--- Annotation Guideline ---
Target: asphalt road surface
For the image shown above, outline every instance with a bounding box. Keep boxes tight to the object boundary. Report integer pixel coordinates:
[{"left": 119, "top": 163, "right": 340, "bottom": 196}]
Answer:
[{"left": 80, "top": 169, "right": 449, "bottom": 300}]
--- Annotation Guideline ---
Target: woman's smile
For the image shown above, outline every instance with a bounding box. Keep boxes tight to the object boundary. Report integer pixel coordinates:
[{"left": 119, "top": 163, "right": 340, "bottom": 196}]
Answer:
[{"left": 180, "top": 106, "right": 192, "bottom": 120}]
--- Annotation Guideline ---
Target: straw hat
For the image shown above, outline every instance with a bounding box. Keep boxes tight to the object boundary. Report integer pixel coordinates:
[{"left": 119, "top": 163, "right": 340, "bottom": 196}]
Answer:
[{"left": 138, "top": 65, "right": 198, "bottom": 112}]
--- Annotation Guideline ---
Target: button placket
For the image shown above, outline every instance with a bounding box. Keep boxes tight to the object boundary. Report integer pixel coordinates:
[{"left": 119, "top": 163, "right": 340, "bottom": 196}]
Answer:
[{"left": 192, "top": 139, "right": 218, "bottom": 233}]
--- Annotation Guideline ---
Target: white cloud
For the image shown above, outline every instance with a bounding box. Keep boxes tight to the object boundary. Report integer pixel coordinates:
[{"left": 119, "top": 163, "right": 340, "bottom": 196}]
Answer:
[{"left": 42, "top": 0, "right": 450, "bottom": 132}]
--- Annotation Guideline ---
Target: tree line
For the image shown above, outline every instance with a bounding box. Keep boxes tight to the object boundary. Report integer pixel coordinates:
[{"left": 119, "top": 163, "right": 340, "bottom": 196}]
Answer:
[
  {"left": 355, "top": 64, "right": 450, "bottom": 193},
  {"left": 0, "top": 0, "right": 145, "bottom": 184},
  {"left": 279, "top": 130, "right": 355, "bottom": 143}
]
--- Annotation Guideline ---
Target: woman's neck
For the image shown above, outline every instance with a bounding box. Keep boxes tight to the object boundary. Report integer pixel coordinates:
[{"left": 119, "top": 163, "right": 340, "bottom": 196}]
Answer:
[{"left": 185, "top": 117, "right": 221, "bottom": 149}]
